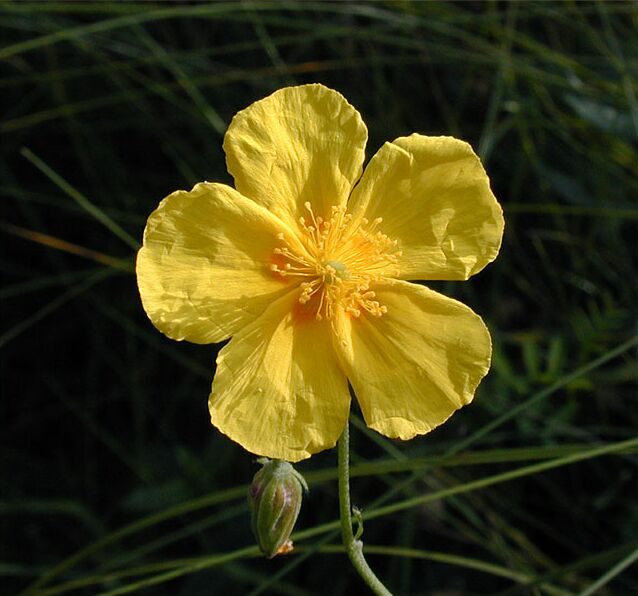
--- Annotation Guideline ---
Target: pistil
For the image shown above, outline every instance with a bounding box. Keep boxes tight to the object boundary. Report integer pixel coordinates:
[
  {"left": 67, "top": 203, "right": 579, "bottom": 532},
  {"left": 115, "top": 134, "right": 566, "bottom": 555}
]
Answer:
[{"left": 270, "top": 203, "right": 401, "bottom": 320}]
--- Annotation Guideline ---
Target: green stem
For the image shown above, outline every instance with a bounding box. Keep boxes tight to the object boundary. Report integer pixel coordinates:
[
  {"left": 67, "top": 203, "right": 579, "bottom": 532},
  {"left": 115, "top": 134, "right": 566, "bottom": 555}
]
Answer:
[{"left": 338, "top": 421, "right": 393, "bottom": 596}]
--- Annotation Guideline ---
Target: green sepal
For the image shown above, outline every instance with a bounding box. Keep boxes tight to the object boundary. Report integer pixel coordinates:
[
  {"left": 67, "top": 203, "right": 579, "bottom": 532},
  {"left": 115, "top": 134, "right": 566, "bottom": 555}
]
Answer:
[{"left": 248, "top": 459, "right": 307, "bottom": 558}]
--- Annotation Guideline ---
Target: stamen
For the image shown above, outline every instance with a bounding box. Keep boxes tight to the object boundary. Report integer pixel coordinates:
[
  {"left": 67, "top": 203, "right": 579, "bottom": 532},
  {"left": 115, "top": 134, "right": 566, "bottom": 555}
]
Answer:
[{"left": 270, "top": 203, "right": 401, "bottom": 320}]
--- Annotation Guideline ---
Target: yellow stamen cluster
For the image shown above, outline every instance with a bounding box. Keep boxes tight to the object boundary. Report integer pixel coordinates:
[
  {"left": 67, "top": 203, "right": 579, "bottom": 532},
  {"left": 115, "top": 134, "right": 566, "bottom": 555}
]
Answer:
[{"left": 270, "top": 202, "right": 401, "bottom": 320}]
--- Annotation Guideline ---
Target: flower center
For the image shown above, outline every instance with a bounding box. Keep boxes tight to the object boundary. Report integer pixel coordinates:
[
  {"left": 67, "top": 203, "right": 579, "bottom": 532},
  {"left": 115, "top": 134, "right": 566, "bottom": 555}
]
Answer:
[{"left": 270, "top": 202, "right": 401, "bottom": 320}]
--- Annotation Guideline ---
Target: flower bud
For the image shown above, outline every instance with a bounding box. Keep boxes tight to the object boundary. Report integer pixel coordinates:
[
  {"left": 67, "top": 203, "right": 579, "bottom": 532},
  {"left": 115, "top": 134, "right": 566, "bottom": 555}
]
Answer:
[{"left": 248, "top": 458, "right": 308, "bottom": 558}]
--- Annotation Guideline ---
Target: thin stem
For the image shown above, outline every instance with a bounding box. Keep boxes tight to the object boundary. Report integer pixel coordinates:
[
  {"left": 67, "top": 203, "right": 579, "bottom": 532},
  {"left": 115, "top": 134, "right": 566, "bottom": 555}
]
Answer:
[{"left": 338, "top": 421, "right": 393, "bottom": 596}]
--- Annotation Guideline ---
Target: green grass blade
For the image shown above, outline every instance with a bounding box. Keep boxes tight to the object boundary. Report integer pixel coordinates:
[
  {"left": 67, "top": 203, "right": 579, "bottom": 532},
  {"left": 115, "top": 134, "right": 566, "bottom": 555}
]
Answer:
[{"left": 20, "top": 148, "right": 139, "bottom": 250}]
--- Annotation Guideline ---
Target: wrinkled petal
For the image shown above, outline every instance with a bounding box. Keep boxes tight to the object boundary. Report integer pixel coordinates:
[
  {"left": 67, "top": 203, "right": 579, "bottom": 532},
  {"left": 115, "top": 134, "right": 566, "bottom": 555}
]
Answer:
[
  {"left": 348, "top": 134, "right": 504, "bottom": 281},
  {"left": 137, "top": 182, "right": 294, "bottom": 344},
  {"left": 209, "top": 291, "right": 350, "bottom": 462},
  {"left": 223, "top": 84, "right": 368, "bottom": 228},
  {"left": 334, "top": 280, "right": 492, "bottom": 440}
]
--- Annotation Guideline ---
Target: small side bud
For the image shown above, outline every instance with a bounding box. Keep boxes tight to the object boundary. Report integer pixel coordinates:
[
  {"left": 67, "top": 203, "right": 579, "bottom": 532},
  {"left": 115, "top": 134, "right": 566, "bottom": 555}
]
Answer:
[{"left": 248, "top": 458, "right": 308, "bottom": 559}]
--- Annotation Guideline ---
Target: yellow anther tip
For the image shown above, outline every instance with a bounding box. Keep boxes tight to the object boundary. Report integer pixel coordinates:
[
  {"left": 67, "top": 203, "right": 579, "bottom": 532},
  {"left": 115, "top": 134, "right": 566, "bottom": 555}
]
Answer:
[{"left": 270, "top": 202, "right": 397, "bottom": 321}]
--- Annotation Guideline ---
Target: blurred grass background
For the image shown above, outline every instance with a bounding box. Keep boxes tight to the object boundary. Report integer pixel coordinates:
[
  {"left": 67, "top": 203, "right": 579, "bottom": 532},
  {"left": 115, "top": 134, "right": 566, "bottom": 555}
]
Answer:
[{"left": 1, "top": 1, "right": 637, "bottom": 594}]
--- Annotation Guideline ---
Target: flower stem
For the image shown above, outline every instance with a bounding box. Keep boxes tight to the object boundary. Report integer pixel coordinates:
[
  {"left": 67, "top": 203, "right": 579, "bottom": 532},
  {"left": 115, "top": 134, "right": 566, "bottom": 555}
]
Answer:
[{"left": 338, "top": 421, "right": 393, "bottom": 596}]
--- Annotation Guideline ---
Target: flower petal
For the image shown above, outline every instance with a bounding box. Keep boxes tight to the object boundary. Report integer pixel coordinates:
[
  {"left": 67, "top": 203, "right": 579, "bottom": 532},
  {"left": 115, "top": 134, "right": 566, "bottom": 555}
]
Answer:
[
  {"left": 137, "top": 182, "right": 293, "bottom": 344},
  {"left": 348, "top": 134, "right": 504, "bottom": 280},
  {"left": 223, "top": 84, "right": 368, "bottom": 227},
  {"left": 335, "top": 280, "right": 492, "bottom": 440},
  {"left": 209, "top": 291, "right": 350, "bottom": 462}
]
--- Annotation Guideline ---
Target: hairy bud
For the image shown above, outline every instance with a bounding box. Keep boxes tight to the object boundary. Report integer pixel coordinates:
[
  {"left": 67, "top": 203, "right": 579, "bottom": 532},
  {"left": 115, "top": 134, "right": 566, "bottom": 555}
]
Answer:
[{"left": 248, "top": 458, "right": 308, "bottom": 558}]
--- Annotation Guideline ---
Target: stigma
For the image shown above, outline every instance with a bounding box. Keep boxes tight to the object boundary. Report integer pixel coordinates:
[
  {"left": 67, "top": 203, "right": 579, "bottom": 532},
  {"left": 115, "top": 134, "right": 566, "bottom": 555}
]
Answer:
[{"left": 270, "top": 202, "right": 401, "bottom": 320}]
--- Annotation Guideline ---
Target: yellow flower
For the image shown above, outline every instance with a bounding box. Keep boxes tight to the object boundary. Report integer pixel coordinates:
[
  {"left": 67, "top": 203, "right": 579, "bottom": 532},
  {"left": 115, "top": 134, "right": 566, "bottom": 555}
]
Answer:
[{"left": 137, "top": 84, "right": 504, "bottom": 462}]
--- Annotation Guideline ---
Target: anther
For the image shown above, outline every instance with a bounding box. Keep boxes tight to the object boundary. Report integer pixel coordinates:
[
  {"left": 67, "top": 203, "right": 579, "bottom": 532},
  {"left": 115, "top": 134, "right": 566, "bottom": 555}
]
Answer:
[{"left": 270, "top": 202, "right": 400, "bottom": 320}]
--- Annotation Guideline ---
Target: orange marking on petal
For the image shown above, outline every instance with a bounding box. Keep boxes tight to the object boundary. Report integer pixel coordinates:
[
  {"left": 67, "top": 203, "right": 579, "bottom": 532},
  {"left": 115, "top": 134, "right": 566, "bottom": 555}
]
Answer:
[{"left": 269, "top": 204, "right": 400, "bottom": 320}]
